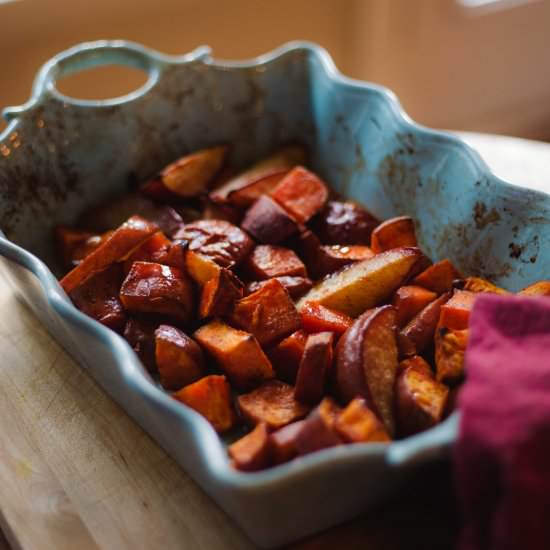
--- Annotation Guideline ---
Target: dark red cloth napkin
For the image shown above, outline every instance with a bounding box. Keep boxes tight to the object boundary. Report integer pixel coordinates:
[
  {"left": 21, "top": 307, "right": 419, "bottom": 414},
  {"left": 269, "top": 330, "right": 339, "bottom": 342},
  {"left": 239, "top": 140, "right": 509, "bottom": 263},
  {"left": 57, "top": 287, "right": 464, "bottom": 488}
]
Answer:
[{"left": 454, "top": 293, "right": 550, "bottom": 550}]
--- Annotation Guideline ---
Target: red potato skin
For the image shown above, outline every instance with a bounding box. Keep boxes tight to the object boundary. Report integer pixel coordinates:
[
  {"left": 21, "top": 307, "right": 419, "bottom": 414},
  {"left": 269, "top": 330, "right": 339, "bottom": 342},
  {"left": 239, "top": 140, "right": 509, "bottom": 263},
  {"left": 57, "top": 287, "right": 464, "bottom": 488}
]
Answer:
[
  {"left": 245, "top": 276, "right": 312, "bottom": 301},
  {"left": 392, "top": 285, "right": 438, "bottom": 328},
  {"left": 370, "top": 216, "right": 417, "bottom": 253},
  {"left": 123, "top": 316, "right": 159, "bottom": 372},
  {"left": 295, "top": 398, "right": 342, "bottom": 455},
  {"left": 288, "top": 228, "right": 323, "bottom": 277},
  {"left": 270, "top": 420, "right": 306, "bottom": 465},
  {"left": 267, "top": 329, "right": 307, "bottom": 383},
  {"left": 155, "top": 325, "right": 205, "bottom": 390},
  {"left": 314, "top": 245, "right": 375, "bottom": 278},
  {"left": 241, "top": 195, "right": 299, "bottom": 244},
  {"left": 270, "top": 166, "right": 329, "bottom": 223},
  {"left": 294, "top": 332, "right": 334, "bottom": 406},
  {"left": 119, "top": 261, "right": 195, "bottom": 324},
  {"left": 299, "top": 302, "right": 353, "bottom": 336},
  {"left": 60, "top": 216, "right": 158, "bottom": 294},
  {"left": 68, "top": 263, "right": 127, "bottom": 333},
  {"left": 243, "top": 245, "right": 307, "bottom": 279},
  {"left": 412, "top": 259, "right": 462, "bottom": 294},
  {"left": 229, "top": 423, "right": 272, "bottom": 472}
]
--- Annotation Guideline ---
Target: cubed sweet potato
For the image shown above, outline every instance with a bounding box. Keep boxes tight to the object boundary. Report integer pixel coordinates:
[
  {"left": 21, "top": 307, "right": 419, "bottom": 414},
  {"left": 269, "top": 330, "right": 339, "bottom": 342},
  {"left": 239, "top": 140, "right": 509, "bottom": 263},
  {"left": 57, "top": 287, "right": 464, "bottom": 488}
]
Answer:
[
  {"left": 71, "top": 231, "right": 115, "bottom": 265},
  {"left": 294, "top": 332, "right": 334, "bottom": 406},
  {"left": 119, "top": 261, "right": 195, "bottom": 324},
  {"left": 245, "top": 276, "right": 312, "bottom": 300},
  {"left": 123, "top": 317, "right": 159, "bottom": 372},
  {"left": 435, "top": 327, "right": 469, "bottom": 384},
  {"left": 54, "top": 225, "right": 94, "bottom": 268},
  {"left": 162, "top": 240, "right": 187, "bottom": 272},
  {"left": 462, "top": 276, "right": 508, "bottom": 295},
  {"left": 267, "top": 329, "right": 307, "bottom": 383},
  {"left": 395, "top": 367, "right": 449, "bottom": 437},
  {"left": 123, "top": 231, "right": 171, "bottom": 274},
  {"left": 288, "top": 228, "right": 323, "bottom": 276},
  {"left": 370, "top": 216, "right": 417, "bottom": 253},
  {"left": 392, "top": 285, "right": 438, "bottom": 327},
  {"left": 238, "top": 380, "right": 310, "bottom": 429},
  {"left": 229, "top": 423, "right": 272, "bottom": 472},
  {"left": 227, "top": 170, "right": 288, "bottom": 208},
  {"left": 174, "top": 219, "right": 253, "bottom": 269},
  {"left": 142, "top": 145, "right": 228, "bottom": 199},
  {"left": 270, "top": 166, "right": 329, "bottom": 223},
  {"left": 334, "top": 398, "right": 390, "bottom": 443},
  {"left": 185, "top": 249, "right": 222, "bottom": 286},
  {"left": 173, "top": 374, "right": 237, "bottom": 433},
  {"left": 199, "top": 268, "right": 243, "bottom": 319},
  {"left": 518, "top": 280, "right": 550, "bottom": 297},
  {"left": 241, "top": 195, "right": 299, "bottom": 244},
  {"left": 412, "top": 259, "right": 462, "bottom": 294},
  {"left": 399, "top": 292, "right": 451, "bottom": 355},
  {"left": 299, "top": 302, "right": 353, "bottom": 336},
  {"left": 193, "top": 320, "right": 274, "bottom": 390},
  {"left": 244, "top": 245, "right": 307, "bottom": 279},
  {"left": 230, "top": 279, "right": 301, "bottom": 347},
  {"left": 155, "top": 325, "right": 205, "bottom": 390},
  {"left": 311, "top": 200, "right": 379, "bottom": 245},
  {"left": 398, "top": 355, "right": 433, "bottom": 377},
  {"left": 270, "top": 420, "right": 306, "bottom": 465},
  {"left": 295, "top": 398, "right": 342, "bottom": 455},
  {"left": 438, "top": 289, "right": 477, "bottom": 331},
  {"left": 68, "top": 263, "right": 126, "bottom": 333},
  {"left": 315, "top": 245, "right": 375, "bottom": 278},
  {"left": 60, "top": 216, "right": 158, "bottom": 294}
]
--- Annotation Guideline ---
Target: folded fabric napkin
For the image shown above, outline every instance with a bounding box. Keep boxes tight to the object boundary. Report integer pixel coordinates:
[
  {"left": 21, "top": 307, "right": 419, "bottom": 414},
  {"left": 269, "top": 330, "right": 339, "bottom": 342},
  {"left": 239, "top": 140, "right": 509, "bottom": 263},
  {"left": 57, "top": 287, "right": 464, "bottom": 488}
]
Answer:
[{"left": 454, "top": 293, "right": 550, "bottom": 550}]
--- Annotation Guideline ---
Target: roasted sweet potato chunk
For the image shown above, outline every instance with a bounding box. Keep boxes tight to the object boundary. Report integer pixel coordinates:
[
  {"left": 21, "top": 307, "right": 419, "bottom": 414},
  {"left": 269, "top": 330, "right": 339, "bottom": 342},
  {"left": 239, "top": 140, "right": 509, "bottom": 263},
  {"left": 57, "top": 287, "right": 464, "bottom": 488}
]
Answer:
[
  {"left": 185, "top": 249, "right": 222, "bottom": 286},
  {"left": 270, "top": 166, "right": 329, "bottom": 223},
  {"left": 315, "top": 245, "right": 375, "bottom": 278},
  {"left": 123, "top": 231, "right": 171, "bottom": 274},
  {"left": 462, "top": 276, "right": 508, "bottom": 295},
  {"left": 174, "top": 219, "right": 253, "bottom": 269},
  {"left": 299, "top": 302, "right": 353, "bottom": 336},
  {"left": 173, "top": 375, "right": 237, "bottom": 433},
  {"left": 435, "top": 327, "right": 469, "bottom": 384},
  {"left": 245, "top": 276, "right": 312, "bottom": 300},
  {"left": 270, "top": 420, "right": 305, "bottom": 464},
  {"left": 311, "top": 200, "right": 379, "bottom": 245},
  {"left": 295, "top": 398, "right": 342, "bottom": 455},
  {"left": 199, "top": 268, "right": 243, "bottom": 319},
  {"left": 438, "top": 289, "right": 476, "bottom": 331},
  {"left": 518, "top": 280, "right": 550, "bottom": 297},
  {"left": 370, "top": 216, "right": 417, "bottom": 253},
  {"left": 193, "top": 320, "right": 273, "bottom": 390},
  {"left": 412, "top": 259, "right": 461, "bottom": 294},
  {"left": 238, "top": 380, "right": 310, "bottom": 429},
  {"left": 142, "top": 145, "right": 228, "bottom": 199},
  {"left": 123, "top": 316, "right": 159, "bottom": 372},
  {"left": 334, "top": 398, "right": 390, "bottom": 443},
  {"left": 294, "top": 332, "right": 334, "bottom": 406},
  {"left": 244, "top": 245, "right": 307, "bottom": 279},
  {"left": 61, "top": 216, "right": 158, "bottom": 294},
  {"left": 392, "top": 285, "right": 438, "bottom": 327},
  {"left": 68, "top": 263, "right": 126, "bottom": 333},
  {"left": 54, "top": 225, "right": 94, "bottom": 268},
  {"left": 226, "top": 170, "right": 287, "bottom": 208},
  {"left": 241, "top": 195, "right": 299, "bottom": 244},
  {"left": 155, "top": 325, "right": 205, "bottom": 390},
  {"left": 267, "top": 329, "right": 307, "bottom": 383},
  {"left": 297, "top": 247, "right": 428, "bottom": 318},
  {"left": 71, "top": 231, "right": 115, "bottom": 266},
  {"left": 229, "top": 423, "right": 272, "bottom": 471},
  {"left": 119, "top": 261, "right": 195, "bottom": 324},
  {"left": 289, "top": 228, "right": 323, "bottom": 276},
  {"left": 230, "top": 279, "right": 301, "bottom": 347},
  {"left": 395, "top": 367, "right": 449, "bottom": 436},
  {"left": 398, "top": 355, "right": 433, "bottom": 377}
]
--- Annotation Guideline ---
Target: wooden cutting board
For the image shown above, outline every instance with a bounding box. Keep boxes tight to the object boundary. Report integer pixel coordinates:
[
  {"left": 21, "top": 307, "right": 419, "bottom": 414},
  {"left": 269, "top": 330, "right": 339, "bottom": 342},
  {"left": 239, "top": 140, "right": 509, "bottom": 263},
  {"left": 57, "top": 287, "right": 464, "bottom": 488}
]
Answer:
[{"left": 0, "top": 133, "right": 547, "bottom": 550}]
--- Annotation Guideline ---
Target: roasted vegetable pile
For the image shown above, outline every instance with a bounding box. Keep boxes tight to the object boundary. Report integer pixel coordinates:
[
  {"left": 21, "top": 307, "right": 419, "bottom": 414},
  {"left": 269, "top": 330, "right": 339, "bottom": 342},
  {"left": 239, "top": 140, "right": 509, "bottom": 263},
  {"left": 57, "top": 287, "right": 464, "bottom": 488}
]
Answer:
[{"left": 55, "top": 144, "right": 550, "bottom": 471}]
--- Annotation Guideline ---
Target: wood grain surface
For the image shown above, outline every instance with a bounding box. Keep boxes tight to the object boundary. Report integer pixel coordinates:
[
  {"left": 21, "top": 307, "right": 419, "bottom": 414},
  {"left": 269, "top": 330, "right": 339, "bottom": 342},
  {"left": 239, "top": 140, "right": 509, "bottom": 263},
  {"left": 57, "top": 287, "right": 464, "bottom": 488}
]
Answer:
[{"left": 0, "top": 132, "right": 547, "bottom": 549}]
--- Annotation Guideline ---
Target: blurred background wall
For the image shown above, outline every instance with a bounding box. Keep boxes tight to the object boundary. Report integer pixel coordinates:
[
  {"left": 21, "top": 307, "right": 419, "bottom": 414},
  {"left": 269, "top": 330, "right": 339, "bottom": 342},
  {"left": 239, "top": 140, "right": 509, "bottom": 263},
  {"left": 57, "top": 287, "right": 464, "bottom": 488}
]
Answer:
[{"left": 1, "top": 0, "right": 550, "bottom": 138}]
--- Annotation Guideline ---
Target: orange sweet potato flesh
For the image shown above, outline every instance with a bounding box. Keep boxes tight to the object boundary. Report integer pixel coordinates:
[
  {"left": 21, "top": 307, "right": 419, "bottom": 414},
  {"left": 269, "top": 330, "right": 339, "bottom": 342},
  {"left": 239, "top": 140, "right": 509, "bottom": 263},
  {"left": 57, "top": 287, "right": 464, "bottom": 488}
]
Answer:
[
  {"left": 241, "top": 195, "right": 299, "bottom": 244},
  {"left": 174, "top": 219, "right": 253, "bottom": 269},
  {"left": 185, "top": 250, "right": 222, "bottom": 286},
  {"left": 245, "top": 276, "right": 312, "bottom": 301},
  {"left": 462, "top": 276, "right": 508, "bottom": 295},
  {"left": 119, "top": 261, "right": 195, "bottom": 324},
  {"left": 294, "top": 332, "right": 334, "bottom": 406},
  {"left": 60, "top": 216, "right": 158, "bottom": 294},
  {"left": 270, "top": 420, "right": 306, "bottom": 465},
  {"left": 435, "top": 327, "right": 469, "bottom": 384},
  {"left": 142, "top": 145, "right": 228, "bottom": 199},
  {"left": 54, "top": 225, "right": 94, "bottom": 268},
  {"left": 438, "top": 289, "right": 477, "bottom": 331},
  {"left": 193, "top": 319, "right": 274, "bottom": 390},
  {"left": 398, "top": 355, "right": 433, "bottom": 377},
  {"left": 229, "top": 423, "right": 272, "bottom": 471},
  {"left": 370, "top": 216, "right": 417, "bottom": 253},
  {"left": 315, "top": 245, "right": 375, "bottom": 278},
  {"left": 173, "top": 374, "right": 237, "bottom": 433},
  {"left": 238, "top": 380, "right": 310, "bottom": 429},
  {"left": 244, "top": 245, "right": 307, "bottom": 279},
  {"left": 295, "top": 397, "right": 342, "bottom": 455},
  {"left": 199, "top": 268, "right": 243, "bottom": 319},
  {"left": 392, "top": 285, "right": 438, "bottom": 327},
  {"left": 230, "top": 279, "right": 301, "bottom": 347},
  {"left": 123, "top": 231, "right": 171, "bottom": 274},
  {"left": 270, "top": 166, "right": 329, "bottom": 223},
  {"left": 518, "top": 280, "right": 550, "bottom": 297},
  {"left": 299, "top": 302, "right": 353, "bottom": 336},
  {"left": 334, "top": 398, "right": 390, "bottom": 443},
  {"left": 228, "top": 169, "right": 288, "bottom": 208},
  {"left": 395, "top": 367, "right": 449, "bottom": 437},
  {"left": 267, "top": 329, "right": 307, "bottom": 383},
  {"left": 71, "top": 231, "right": 115, "bottom": 265},
  {"left": 155, "top": 325, "right": 205, "bottom": 390},
  {"left": 412, "top": 259, "right": 461, "bottom": 294},
  {"left": 68, "top": 263, "right": 126, "bottom": 333}
]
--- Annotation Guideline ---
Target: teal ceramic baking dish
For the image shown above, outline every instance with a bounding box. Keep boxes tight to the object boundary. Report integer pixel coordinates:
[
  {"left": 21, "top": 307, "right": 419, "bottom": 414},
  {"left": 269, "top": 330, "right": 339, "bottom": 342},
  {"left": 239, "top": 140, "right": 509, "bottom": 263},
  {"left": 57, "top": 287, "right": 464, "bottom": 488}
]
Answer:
[{"left": 0, "top": 41, "right": 548, "bottom": 548}]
